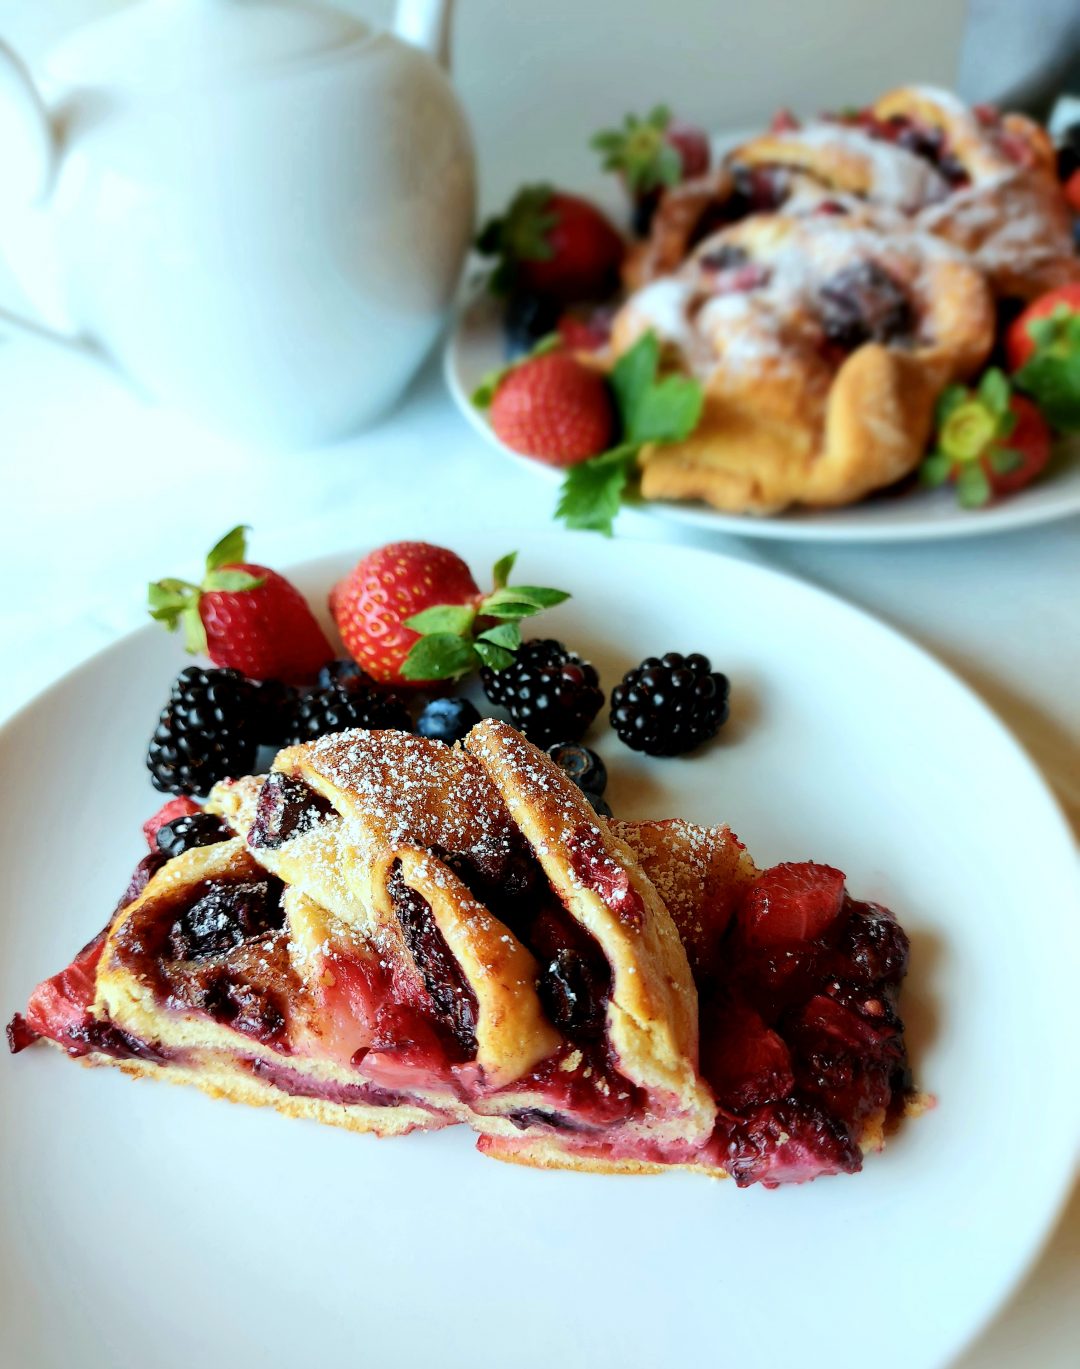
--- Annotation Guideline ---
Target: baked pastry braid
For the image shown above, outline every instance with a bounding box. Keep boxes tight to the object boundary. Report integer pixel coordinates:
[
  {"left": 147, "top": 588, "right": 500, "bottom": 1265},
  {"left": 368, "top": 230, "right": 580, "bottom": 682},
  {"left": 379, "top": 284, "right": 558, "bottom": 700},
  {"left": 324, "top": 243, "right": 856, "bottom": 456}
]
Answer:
[
  {"left": 628, "top": 87, "right": 1077, "bottom": 302},
  {"left": 10, "top": 723, "right": 915, "bottom": 1187},
  {"left": 611, "top": 210, "right": 995, "bottom": 513}
]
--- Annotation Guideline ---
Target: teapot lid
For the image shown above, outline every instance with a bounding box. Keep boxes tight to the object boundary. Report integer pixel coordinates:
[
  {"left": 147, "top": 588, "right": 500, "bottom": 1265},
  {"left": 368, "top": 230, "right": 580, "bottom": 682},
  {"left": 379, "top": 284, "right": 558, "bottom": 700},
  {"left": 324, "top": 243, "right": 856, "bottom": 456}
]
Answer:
[{"left": 45, "top": 0, "right": 373, "bottom": 95}]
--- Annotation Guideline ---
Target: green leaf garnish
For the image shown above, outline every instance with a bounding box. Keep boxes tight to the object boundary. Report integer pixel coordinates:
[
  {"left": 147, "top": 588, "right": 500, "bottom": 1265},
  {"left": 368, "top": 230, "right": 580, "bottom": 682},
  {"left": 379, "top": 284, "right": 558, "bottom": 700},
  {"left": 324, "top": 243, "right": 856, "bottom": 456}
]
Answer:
[
  {"left": 590, "top": 105, "right": 683, "bottom": 195},
  {"left": 398, "top": 551, "right": 570, "bottom": 682},
  {"left": 403, "top": 604, "right": 477, "bottom": 636},
  {"left": 977, "top": 367, "right": 1011, "bottom": 418},
  {"left": 554, "top": 331, "right": 704, "bottom": 535},
  {"left": 955, "top": 463, "right": 992, "bottom": 508},
  {"left": 918, "top": 451, "right": 952, "bottom": 488},
  {"left": 400, "top": 634, "right": 479, "bottom": 682},
  {"left": 987, "top": 446, "right": 1024, "bottom": 475},
  {"left": 1014, "top": 307, "right": 1080, "bottom": 433}
]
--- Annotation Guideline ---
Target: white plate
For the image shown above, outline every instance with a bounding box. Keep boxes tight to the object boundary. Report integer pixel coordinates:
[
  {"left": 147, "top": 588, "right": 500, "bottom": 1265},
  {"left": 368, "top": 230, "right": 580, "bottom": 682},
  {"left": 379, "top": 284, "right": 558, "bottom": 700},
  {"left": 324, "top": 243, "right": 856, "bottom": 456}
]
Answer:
[
  {"left": 2, "top": 533, "right": 1077, "bottom": 1369},
  {"left": 445, "top": 289, "right": 1080, "bottom": 542}
]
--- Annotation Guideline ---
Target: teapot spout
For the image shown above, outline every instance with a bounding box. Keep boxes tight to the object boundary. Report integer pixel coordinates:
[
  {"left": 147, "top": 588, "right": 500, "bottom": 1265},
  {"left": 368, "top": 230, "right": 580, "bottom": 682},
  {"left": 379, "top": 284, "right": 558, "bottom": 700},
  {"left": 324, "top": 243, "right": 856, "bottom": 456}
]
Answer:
[
  {"left": 0, "top": 41, "right": 56, "bottom": 206},
  {"left": 393, "top": 0, "right": 453, "bottom": 70}
]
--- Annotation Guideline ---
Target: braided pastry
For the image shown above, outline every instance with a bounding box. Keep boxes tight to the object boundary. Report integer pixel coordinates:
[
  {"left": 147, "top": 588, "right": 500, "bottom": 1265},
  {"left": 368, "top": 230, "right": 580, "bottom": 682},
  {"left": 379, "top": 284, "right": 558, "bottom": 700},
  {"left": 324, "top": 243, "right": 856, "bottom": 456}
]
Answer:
[
  {"left": 10, "top": 722, "right": 916, "bottom": 1186},
  {"left": 612, "top": 209, "right": 994, "bottom": 513},
  {"left": 629, "top": 87, "right": 1077, "bottom": 302}
]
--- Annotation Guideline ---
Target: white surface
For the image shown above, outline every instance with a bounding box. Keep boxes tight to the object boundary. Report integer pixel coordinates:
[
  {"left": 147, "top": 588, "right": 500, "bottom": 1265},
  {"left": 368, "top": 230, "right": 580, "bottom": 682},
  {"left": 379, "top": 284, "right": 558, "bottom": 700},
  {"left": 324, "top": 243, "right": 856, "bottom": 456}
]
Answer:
[
  {"left": 2, "top": 534, "right": 1078, "bottom": 1369},
  {"left": 0, "top": 0, "right": 474, "bottom": 445},
  {"left": 447, "top": 288, "right": 1080, "bottom": 543}
]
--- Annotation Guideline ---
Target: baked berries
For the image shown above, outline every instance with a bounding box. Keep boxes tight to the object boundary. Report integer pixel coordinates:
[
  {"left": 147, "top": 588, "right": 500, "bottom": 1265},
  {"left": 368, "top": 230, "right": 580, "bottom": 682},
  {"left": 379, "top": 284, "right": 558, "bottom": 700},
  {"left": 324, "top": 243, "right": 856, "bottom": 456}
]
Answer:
[
  {"left": 417, "top": 697, "right": 481, "bottom": 745},
  {"left": 287, "top": 682, "right": 411, "bottom": 745},
  {"left": 146, "top": 667, "right": 262, "bottom": 797},
  {"left": 481, "top": 639, "right": 604, "bottom": 747},
  {"left": 610, "top": 651, "right": 730, "bottom": 756},
  {"left": 155, "top": 812, "right": 232, "bottom": 860}
]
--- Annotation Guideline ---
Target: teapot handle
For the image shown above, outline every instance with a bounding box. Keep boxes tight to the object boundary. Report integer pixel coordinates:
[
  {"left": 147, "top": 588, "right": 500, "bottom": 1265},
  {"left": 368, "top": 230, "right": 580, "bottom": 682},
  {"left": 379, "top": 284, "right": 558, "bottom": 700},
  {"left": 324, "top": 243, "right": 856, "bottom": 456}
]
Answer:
[
  {"left": 393, "top": 0, "right": 453, "bottom": 70},
  {"left": 0, "top": 42, "right": 102, "bottom": 367}
]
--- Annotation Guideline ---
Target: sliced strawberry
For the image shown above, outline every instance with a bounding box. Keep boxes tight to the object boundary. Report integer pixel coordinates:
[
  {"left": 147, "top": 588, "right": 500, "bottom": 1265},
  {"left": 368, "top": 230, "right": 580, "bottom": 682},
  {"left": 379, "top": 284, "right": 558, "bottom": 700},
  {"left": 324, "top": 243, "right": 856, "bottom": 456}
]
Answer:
[
  {"left": 738, "top": 862, "right": 847, "bottom": 946},
  {"left": 142, "top": 796, "right": 201, "bottom": 850},
  {"left": 23, "top": 931, "right": 108, "bottom": 1048}
]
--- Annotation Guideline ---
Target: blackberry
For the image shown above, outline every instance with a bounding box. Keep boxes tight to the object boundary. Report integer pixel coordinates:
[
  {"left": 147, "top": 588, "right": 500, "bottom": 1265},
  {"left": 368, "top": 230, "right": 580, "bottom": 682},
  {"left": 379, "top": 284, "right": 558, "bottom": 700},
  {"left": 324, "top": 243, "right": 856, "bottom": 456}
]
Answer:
[
  {"left": 288, "top": 682, "right": 411, "bottom": 745},
  {"left": 481, "top": 639, "right": 603, "bottom": 747},
  {"left": 610, "top": 652, "right": 730, "bottom": 756},
  {"left": 155, "top": 812, "right": 231, "bottom": 860},
  {"left": 147, "top": 667, "right": 261, "bottom": 797},
  {"left": 256, "top": 678, "right": 299, "bottom": 747},
  {"left": 417, "top": 697, "right": 481, "bottom": 745}
]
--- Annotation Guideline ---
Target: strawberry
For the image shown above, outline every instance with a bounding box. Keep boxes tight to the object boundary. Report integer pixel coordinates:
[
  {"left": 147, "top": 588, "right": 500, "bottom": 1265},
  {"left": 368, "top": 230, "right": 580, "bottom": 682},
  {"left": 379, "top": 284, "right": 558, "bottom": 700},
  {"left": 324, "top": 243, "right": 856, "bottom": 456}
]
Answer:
[
  {"left": 1064, "top": 168, "right": 1080, "bottom": 215},
  {"left": 149, "top": 526, "right": 334, "bottom": 683},
  {"left": 330, "top": 546, "right": 570, "bottom": 686},
  {"left": 489, "top": 351, "right": 615, "bottom": 466},
  {"left": 592, "top": 105, "right": 711, "bottom": 196},
  {"left": 1006, "top": 283, "right": 1080, "bottom": 433},
  {"left": 557, "top": 307, "right": 614, "bottom": 353},
  {"left": 476, "top": 185, "right": 624, "bottom": 302},
  {"left": 920, "top": 370, "right": 1053, "bottom": 505},
  {"left": 142, "top": 796, "right": 201, "bottom": 850},
  {"left": 738, "top": 862, "right": 847, "bottom": 946}
]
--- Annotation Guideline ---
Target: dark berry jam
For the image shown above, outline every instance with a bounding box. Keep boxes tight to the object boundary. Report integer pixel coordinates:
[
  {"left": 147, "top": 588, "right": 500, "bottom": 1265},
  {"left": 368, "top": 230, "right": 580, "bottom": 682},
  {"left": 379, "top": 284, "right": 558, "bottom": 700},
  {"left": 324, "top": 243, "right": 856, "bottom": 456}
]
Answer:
[
  {"left": 249, "top": 771, "right": 336, "bottom": 849},
  {"left": 817, "top": 261, "right": 914, "bottom": 351}
]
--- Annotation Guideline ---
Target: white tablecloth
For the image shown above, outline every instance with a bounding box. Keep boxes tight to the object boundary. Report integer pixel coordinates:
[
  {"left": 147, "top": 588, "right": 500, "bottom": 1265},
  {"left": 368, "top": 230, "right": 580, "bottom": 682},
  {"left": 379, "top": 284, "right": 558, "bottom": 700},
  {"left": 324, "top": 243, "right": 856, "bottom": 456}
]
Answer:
[{"left": 1, "top": 332, "right": 1077, "bottom": 1367}]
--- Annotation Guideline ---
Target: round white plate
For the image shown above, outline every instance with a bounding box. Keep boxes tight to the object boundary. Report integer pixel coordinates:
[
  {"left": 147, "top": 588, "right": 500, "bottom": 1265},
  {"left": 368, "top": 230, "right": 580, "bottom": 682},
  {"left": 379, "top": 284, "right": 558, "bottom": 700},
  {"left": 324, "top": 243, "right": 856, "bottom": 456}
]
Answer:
[
  {"left": 2, "top": 534, "right": 1077, "bottom": 1369},
  {"left": 445, "top": 289, "right": 1080, "bottom": 542}
]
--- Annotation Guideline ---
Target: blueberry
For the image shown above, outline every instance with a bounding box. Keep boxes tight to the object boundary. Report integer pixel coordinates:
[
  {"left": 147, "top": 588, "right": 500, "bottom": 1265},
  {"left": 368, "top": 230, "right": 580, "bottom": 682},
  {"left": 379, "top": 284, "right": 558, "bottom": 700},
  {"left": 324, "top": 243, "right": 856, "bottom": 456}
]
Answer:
[
  {"left": 503, "top": 292, "right": 561, "bottom": 357},
  {"left": 585, "top": 791, "right": 613, "bottom": 818},
  {"left": 317, "top": 659, "right": 377, "bottom": 691},
  {"left": 416, "top": 697, "right": 482, "bottom": 745},
  {"left": 546, "top": 741, "right": 607, "bottom": 796},
  {"left": 155, "top": 812, "right": 231, "bottom": 860}
]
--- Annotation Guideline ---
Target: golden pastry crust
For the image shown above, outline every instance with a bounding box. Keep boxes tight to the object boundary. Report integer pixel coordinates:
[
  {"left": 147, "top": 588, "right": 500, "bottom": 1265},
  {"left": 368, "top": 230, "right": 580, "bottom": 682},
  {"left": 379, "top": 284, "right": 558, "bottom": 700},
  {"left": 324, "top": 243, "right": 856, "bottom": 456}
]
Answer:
[
  {"left": 730, "top": 86, "right": 1079, "bottom": 300},
  {"left": 463, "top": 719, "right": 715, "bottom": 1142},
  {"left": 612, "top": 211, "right": 994, "bottom": 513}
]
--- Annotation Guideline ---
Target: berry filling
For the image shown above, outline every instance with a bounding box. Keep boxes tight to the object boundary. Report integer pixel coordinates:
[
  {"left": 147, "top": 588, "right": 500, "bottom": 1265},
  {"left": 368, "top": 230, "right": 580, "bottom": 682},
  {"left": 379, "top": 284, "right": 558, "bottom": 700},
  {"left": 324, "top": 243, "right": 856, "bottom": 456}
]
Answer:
[
  {"left": 830, "top": 109, "right": 970, "bottom": 189},
  {"left": 566, "top": 827, "right": 645, "bottom": 926},
  {"left": 696, "top": 861, "right": 912, "bottom": 1186},
  {"left": 698, "top": 245, "right": 771, "bottom": 294},
  {"left": 387, "top": 862, "right": 479, "bottom": 1056},
  {"left": 248, "top": 771, "right": 337, "bottom": 849},
  {"left": 817, "top": 261, "right": 915, "bottom": 352}
]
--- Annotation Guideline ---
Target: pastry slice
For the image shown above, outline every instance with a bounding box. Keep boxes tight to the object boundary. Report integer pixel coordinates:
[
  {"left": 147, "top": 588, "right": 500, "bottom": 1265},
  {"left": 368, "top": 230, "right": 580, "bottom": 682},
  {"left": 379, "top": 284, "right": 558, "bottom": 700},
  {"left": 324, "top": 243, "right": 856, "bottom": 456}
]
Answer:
[{"left": 9, "top": 723, "right": 917, "bottom": 1187}]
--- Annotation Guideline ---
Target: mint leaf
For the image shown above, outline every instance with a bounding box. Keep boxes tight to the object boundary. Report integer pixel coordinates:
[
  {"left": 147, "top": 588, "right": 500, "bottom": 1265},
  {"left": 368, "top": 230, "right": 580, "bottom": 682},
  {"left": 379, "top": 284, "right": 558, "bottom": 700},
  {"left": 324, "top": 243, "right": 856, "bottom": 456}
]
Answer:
[
  {"left": 403, "top": 604, "right": 476, "bottom": 636},
  {"left": 477, "top": 622, "right": 522, "bottom": 651},
  {"left": 555, "top": 446, "right": 638, "bottom": 536},
  {"left": 628, "top": 373, "right": 704, "bottom": 444},
  {"left": 1015, "top": 349, "right": 1080, "bottom": 432},
  {"left": 473, "top": 641, "right": 516, "bottom": 672},
  {"left": 205, "top": 525, "right": 249, "bottom": 573},
  {"left": 480, "top": 585, "right": 569, "bottom": 617},
  {"left": 203, "top": 569, "right": 265, "bottom": 594},
  {"left": 502, "top": 585, "right": 571, "bottom": 608},
  {"left": 400, "top": 634, "right": 478, "bottom": 681},
  {"left": 610, "top": 332, "right": 660, "bottom": 435},
  {"left": 491, "top": 551, "right": 517, "bottom": 589}
]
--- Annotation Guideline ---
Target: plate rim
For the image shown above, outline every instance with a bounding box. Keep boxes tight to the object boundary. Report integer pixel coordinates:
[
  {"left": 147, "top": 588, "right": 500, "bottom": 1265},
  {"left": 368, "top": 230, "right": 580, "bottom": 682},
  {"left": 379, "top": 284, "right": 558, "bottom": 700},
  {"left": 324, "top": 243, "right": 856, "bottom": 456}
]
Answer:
[
  {"left": 2, "top": 532, "right": 1078, "bottom": 1369},
  {"left": 444, "top": 286, "right": 1080, "bottom": 544}
]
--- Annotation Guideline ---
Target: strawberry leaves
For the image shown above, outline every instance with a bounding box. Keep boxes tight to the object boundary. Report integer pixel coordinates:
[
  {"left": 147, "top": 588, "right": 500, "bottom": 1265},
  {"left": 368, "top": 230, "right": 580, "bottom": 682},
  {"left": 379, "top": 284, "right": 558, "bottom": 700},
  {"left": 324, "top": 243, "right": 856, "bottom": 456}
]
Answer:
[
  {"left": 919, "top": 368, "right": 1042, "bottom": 508},
  {"left": 555, "top": 331, "right": 704, "bottom": 535},
  {"left": 591, "top": 106, "right": 682, "bottom": 195},
  {"left": 475, "top": 184, "right": 557, "bottom": 296},
  {"left": 148, "top": 524, "right": 264, "bottom": 655},
  {"left": 1013, "top": 307, "right": 1080, "bottom": 433},
  {"left": 399, "top": 552, "right": 569, "bottom": 681}
]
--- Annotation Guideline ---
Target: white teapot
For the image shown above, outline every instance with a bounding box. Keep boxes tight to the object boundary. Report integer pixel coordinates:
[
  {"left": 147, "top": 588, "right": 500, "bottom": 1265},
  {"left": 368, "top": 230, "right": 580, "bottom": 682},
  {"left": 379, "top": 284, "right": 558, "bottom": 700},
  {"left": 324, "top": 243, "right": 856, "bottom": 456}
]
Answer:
[{"left": 0, "top": 0, "right": 475, "bottom": 446}]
